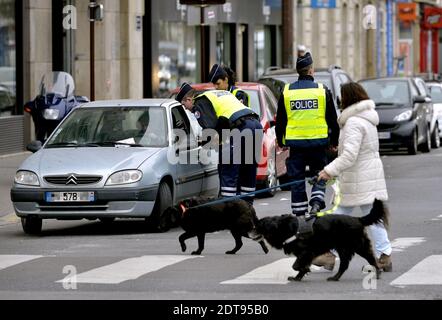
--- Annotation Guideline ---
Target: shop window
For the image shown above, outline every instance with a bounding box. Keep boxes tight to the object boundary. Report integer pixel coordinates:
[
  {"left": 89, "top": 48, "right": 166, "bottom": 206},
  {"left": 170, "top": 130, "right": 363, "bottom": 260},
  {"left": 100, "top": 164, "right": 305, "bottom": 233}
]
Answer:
[
  {"left": 0, "top": 0, "right": 16, "bottom": 117},
  {"left": 158, "top": 21, "right": 197, "bottom": 97}
]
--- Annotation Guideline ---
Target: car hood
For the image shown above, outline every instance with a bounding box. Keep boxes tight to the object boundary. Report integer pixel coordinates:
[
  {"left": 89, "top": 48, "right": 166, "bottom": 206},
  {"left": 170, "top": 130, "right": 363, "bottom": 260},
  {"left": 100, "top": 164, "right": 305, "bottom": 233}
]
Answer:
[
  {"left": 21, "top": 147, "right": 162, "bottom": 176},
  {"left": 375, "top": 104, "right": 412, "bottom": 123}
]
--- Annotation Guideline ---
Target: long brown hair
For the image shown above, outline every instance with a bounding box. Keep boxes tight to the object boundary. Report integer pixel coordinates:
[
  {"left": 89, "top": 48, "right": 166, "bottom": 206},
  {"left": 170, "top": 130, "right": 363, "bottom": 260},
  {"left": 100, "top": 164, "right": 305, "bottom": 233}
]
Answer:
[{"left": 340, "top": 82, "right": 370, "bottom": 110}]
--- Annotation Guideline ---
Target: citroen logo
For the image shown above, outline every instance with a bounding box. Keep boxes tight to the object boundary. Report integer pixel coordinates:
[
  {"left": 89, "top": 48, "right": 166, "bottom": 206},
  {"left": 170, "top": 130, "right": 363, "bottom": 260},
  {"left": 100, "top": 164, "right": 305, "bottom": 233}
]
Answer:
[{"left": 66, "top": 174, "right": 78, "bottom": 185}]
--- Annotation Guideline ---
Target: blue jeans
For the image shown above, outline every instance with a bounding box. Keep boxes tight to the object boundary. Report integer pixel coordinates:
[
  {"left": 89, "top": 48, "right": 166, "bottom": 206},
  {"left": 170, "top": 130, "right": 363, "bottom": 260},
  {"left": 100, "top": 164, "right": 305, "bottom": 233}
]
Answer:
[{"left": 334, "top": 204, "right": 392, "bottom": 259}]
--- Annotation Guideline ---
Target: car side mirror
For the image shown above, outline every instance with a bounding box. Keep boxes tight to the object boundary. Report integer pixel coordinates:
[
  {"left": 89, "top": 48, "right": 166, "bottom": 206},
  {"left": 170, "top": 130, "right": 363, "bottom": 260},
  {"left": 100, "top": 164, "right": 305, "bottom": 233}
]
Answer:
[
  {"left": 413, "top": 95, "right": 426, "bottom": 104},
  {"left": 425, "top": 96, "right": 432, "bottom": 103},
  {"left": 26, "top": 140, "right": 42, "bottom": 153}
]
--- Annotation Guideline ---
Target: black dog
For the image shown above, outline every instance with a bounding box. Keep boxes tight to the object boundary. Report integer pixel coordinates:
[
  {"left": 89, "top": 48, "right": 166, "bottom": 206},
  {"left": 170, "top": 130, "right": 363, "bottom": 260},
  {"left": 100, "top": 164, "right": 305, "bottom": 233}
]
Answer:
[
  {"left": 256, "top": 199, "right": 389, "bottom": 281},
  {"left": 161, "top": 197, "right": 269, "bottom": 255}
]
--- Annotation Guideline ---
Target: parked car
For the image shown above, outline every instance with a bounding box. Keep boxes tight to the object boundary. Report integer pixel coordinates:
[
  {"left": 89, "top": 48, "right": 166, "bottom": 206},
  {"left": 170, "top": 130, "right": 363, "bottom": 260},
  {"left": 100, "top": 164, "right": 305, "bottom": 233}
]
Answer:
[
  {"left": 424, "top": 81, "right": 442, "bottom": 148},
  {"left": 258, "top": 65, "right": 353, "bottom": 111},
  {"left": 359, "top": 77, "right": 433, "bottom": 155},
  {"left": 170, "top": 82, "right": 290, "bottom": 197},
  {"left": 11, "top": 99, "right": 219, "bottom": 235}
]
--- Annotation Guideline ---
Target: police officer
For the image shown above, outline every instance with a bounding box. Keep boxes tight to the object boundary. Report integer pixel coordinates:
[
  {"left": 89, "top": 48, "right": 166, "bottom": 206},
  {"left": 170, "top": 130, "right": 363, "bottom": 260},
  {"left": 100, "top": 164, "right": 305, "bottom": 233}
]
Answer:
[
  {"left": 208, "top": 64, "right": 250, "bottom": 107},
  {"left": 275, "top": 52, "right": 339, "bottom": 234},
  {"left": 176, "top": 82, "right": 262, "bottom": 204}
]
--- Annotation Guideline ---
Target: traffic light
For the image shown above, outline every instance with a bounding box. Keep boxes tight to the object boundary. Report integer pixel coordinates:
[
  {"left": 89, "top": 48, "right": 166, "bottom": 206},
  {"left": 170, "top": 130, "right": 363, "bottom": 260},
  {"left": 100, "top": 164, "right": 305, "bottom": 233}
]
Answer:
[{"left": 179, "top": 0, "right": 226, "bottom": 5}]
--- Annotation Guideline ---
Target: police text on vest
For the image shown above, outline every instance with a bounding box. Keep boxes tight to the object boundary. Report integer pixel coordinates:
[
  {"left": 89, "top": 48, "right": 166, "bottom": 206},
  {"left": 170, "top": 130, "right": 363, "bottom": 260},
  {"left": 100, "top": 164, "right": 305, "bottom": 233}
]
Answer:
[{"left": 290, "top": 99, "right": 319, "bottom": 110}]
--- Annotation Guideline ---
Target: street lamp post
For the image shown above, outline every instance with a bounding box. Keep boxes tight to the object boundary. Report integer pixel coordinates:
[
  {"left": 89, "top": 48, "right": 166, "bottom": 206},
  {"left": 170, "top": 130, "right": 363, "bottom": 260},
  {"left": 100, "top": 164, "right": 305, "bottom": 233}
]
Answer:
[{"left": 88, "top": 2, "right": 104, "bottom": 101}]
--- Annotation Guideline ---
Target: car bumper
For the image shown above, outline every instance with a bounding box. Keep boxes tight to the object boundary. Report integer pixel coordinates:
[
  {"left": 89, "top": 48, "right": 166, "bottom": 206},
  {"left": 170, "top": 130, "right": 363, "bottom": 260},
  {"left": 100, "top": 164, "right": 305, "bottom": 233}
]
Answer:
[
  {"left": 378, "top": 121, "right": 415, "bottom": 148},
  {"left": 10, "top": 185, "right": 158, "bottom": 219}
]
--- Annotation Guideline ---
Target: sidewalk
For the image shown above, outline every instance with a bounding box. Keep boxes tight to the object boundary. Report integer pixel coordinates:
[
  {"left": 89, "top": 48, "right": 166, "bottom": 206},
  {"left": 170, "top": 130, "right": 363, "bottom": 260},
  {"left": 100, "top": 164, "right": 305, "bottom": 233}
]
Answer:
[{"left": 0, "top": 152, "right": 31, "bottom": 219}]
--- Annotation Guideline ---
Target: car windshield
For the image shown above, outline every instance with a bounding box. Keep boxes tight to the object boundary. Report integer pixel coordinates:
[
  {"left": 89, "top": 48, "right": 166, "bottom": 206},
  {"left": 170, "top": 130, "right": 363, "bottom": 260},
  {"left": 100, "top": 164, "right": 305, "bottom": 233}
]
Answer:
[
  {"left": 429, "top": 85, "right": 442, "bottom": 103},
  {"left": 272, "top": 74, "right": 332, "bottom": 90},
  {"left": 360, "top": 80, "right": 410, "bottom": 106},
  {"left": 46, "top": 107, "right": 168, "bottom": 148}
]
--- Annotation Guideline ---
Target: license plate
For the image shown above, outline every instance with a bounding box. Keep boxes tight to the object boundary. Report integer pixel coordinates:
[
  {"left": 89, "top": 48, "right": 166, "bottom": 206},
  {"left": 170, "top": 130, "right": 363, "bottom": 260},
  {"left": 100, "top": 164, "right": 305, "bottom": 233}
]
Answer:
[
  {"left": 378, "top": 132, "right": 391, "bottom": 140},
  {"left": 45, "top": 192, "right": 95, "bottom": 203}
]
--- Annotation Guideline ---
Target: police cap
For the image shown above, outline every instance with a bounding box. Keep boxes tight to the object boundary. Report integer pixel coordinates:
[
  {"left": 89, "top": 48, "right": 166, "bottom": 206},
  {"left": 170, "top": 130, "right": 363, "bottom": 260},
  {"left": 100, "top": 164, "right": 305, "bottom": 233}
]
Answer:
[
  {"left": 208, "top": 64, "right": 227, "bottom": 84},
  {"left": 296, "top": 52, "right": 313, "bottom": 70},
  {"left": 176, "top": 82, "right": 193, "bottom": 102}
]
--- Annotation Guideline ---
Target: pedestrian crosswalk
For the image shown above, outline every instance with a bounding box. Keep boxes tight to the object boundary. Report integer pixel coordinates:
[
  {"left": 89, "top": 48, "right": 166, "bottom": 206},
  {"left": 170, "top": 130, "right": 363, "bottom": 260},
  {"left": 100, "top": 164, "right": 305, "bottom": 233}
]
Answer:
[
  {"left": 0, "top": 237, "right": 440, "bottom": 288},
  {"left": 55, "top": 255, "right": 201, "bottom": 284}
]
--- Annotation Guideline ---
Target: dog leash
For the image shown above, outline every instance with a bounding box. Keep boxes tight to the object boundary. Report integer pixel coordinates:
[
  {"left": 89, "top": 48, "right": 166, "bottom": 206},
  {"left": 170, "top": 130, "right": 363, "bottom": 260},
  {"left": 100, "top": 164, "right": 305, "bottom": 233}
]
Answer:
[{"left": 189, "top": 176, "right": 338, "bottom": 210}]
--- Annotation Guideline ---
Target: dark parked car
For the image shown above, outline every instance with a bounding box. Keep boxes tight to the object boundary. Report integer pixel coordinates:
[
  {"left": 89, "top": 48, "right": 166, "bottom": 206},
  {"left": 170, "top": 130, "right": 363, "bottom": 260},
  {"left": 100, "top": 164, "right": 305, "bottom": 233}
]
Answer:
[
  {"left": 258, "top": 65, "right": 353, "bottom": 110},
  {"left": 359, "top": 77, "right": 433, "bottom": 155}
]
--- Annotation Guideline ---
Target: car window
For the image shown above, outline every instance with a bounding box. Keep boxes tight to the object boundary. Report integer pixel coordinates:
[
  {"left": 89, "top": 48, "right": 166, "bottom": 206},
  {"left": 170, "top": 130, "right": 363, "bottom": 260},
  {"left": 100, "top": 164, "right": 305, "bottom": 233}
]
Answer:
[
  {"left": 263, "top": 87, "right": 277, "bottom": 118},
  {"left": 314, "top": 75, "right": 333, "bottom": 93},
  {"left": 410, "top": 81, "right": 419, "bottom": 96},
  {"left": 415, "top": 79, "right": 429, "bottom": 97},
  {"left": 360, "top": 80, "right": 410, "bottom": 106},
  {"left": 47, "top": 107, "right": 168, "bottom": 148},
  {"left": 172, "top": 105, "right": 198, "bottom": 148},
  {"left": 338, "top": 73, "right": 352, "bottom": 85},
  {"left": 429, "top": 85, "right": 442, "bottom": 103},
  {"left": 242, "top": 89, "right": 261, "bottom": 117}
]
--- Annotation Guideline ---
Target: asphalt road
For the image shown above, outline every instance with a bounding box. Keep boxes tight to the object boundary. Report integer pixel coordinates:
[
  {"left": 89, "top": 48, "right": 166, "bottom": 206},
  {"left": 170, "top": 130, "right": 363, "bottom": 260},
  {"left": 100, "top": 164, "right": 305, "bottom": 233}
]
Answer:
[{"left": 0, "top": 148, "right": 442, "bottom": 300}]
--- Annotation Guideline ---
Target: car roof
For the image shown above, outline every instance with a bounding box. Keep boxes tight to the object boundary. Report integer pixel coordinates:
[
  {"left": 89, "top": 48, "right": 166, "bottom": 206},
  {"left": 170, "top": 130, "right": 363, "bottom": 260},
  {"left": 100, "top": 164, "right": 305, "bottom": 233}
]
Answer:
[
  {"left": 78, "top": 99, "right": 179, "bottom": 109},
  {"left": 170, "top": 82, "right": 264, "bottom": 94},
  {"left": 359, "top": 77, "right": 411, "bottom": 82}
]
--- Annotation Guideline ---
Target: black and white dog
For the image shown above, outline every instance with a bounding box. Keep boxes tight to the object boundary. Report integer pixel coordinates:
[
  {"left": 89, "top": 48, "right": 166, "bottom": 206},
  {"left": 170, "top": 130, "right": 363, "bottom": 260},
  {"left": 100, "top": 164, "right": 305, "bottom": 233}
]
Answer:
[
  {"left": 256, "top": 199, "right": 389, "bottom": 281},
  {"left": 161, "top": 197, "right": 269, "bottom": 255}
]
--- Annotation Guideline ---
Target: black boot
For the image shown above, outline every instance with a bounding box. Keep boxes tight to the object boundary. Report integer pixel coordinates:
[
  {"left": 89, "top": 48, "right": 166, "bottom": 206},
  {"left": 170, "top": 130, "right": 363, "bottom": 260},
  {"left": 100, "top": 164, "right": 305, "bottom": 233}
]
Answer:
[{"left": 309, "top": 202, "right": 322, "bottom": 216}]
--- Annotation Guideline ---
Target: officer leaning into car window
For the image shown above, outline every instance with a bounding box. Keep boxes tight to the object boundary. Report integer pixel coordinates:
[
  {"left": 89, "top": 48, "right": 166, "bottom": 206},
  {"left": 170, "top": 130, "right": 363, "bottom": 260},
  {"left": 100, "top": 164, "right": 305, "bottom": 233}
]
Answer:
[
  {"left": 208, "top": 64, "right": 250, "bottom": 107},
  {"left": 275, "top": 52, "right": 339, "bottom": 234},
  {"left": 175, "top": 82, "right": 262, "bottom": 205}
]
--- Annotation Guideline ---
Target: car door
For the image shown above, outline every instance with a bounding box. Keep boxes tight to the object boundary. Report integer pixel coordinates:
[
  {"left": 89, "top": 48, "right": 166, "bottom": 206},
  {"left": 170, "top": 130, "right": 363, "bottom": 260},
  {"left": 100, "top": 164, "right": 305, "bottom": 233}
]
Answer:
[
  {"left": 171, "top": 105, "right": 205, "bottom": 200},
  {"left": 262, "top": 86, "right": 288, "bottom": 177},
  {"left": 414, "top": 78, "right": 432, "bottom": 142}
]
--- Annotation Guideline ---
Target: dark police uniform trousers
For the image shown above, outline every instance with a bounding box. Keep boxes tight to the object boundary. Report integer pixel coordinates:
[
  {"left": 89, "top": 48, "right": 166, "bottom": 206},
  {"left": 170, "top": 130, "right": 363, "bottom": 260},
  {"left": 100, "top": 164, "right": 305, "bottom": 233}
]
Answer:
[{"left": 193, "top": 95, "right": 262, "bottom": 204}]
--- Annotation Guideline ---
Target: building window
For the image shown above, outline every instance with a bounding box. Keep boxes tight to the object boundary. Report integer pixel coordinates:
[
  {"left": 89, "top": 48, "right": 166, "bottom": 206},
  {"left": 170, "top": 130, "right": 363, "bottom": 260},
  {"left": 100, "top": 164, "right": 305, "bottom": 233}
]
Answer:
[
  {"left": 157, "top": 21, "right": 197, "bottom": 97},
  {"left": 0, "top": 0, "right": 16, "bottom": 117}
]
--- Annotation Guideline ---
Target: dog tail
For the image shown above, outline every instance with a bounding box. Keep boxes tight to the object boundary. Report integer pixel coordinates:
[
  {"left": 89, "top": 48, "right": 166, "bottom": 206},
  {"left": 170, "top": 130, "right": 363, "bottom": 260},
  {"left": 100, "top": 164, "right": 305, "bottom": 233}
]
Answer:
[{"left": 359, "top": 199, "right": 389, "bottom": 230}]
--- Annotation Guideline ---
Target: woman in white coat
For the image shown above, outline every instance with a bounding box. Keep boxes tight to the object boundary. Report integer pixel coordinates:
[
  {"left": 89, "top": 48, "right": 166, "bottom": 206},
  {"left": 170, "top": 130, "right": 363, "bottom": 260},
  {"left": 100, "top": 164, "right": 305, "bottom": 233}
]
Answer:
[{"left": 318, "top": 82, "right": 392, "bottom": 272}]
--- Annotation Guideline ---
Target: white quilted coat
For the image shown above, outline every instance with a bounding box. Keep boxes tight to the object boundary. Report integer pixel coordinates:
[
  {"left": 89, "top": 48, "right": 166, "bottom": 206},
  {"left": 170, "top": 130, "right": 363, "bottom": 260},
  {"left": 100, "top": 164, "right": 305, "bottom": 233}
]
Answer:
[{"left": 324, "top": 99, "right": 388, "bottom": 206}]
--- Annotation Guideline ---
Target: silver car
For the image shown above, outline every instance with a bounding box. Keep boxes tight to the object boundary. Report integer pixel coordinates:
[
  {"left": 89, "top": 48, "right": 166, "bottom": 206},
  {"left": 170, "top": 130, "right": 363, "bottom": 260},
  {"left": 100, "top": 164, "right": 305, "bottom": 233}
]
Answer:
[{"left": 11, "top": 99, "right": 219, "bottom": 234}]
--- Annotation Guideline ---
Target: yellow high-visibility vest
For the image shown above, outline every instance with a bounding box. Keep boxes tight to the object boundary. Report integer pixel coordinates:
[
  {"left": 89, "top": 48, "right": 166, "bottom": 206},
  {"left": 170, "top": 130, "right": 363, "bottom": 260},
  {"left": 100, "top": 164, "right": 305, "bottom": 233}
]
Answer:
[
  {"left": 196, "top": 90, "right": 251, "bottom": 122},
  {"left": 283, "top": 83, "right": 328, "bottom": 142},
  {"left": 231, "top": 88, "right": 250, "bottom": 107}
]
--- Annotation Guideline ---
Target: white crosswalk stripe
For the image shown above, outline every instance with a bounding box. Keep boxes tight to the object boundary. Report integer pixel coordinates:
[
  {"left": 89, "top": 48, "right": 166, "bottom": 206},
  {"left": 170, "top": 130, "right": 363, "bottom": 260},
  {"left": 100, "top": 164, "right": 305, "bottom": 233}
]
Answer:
[
  {"left": 0, "top": 255, "right": 43, "bottom": 271},
  {"left": 390, "top": 255, "right": 442, "bottom": 286},
  {"left": 221, "top": 258, "right": 297, "bottom": 284},
  {"left": 391, "top": 237, "right": 426, "bottom": 252},
  {"left": 55, "top": 255, "right": 201, "bottom": 284}
]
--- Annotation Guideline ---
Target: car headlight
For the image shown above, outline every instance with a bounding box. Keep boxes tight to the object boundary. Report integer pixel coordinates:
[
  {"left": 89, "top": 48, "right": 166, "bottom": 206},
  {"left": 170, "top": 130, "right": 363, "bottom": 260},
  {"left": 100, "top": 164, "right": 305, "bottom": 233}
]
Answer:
[
  {"left": 15, "top": 171, "right": 40, "bottom": 186},
  {"left": 105, "top": 170, "right": 142, "bottom": 186},
  {"left": 393, "top": 110, "right": 412, "bottom": 122},
  {"left": 43, "top": 109, "right": 60, "bottom": 120}
]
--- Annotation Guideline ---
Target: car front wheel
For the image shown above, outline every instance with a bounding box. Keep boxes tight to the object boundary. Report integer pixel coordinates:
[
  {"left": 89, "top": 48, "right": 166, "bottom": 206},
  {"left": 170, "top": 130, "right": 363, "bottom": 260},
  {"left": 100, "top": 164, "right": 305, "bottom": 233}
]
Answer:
[
  {"left": 21, "top": 216, "right": 42, "bottom": 235},
  {"left": 148, "top": 182, "right": 172, "bottom": 232},
  {"left": 258, "top": 154, "right": 277, "bottom": 198},
  {"left": 431, "top": 125, "right": 440, "bottom": 149},
  {"left": 407, "top": 129, "right": 418, "bottom": 155},
  {"left": 420, "top": 126, "right": 431, "bottom": 153}
]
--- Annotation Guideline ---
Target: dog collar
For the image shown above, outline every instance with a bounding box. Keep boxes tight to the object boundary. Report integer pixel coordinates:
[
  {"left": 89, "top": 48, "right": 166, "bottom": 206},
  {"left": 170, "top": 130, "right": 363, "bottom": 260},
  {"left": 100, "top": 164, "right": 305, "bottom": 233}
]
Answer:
[
  {"left": 283, "top": 234, "right": 297, "bottom": 246},
  {"left": 180, "top": 204, "right": 188, "bottom": 217}
]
